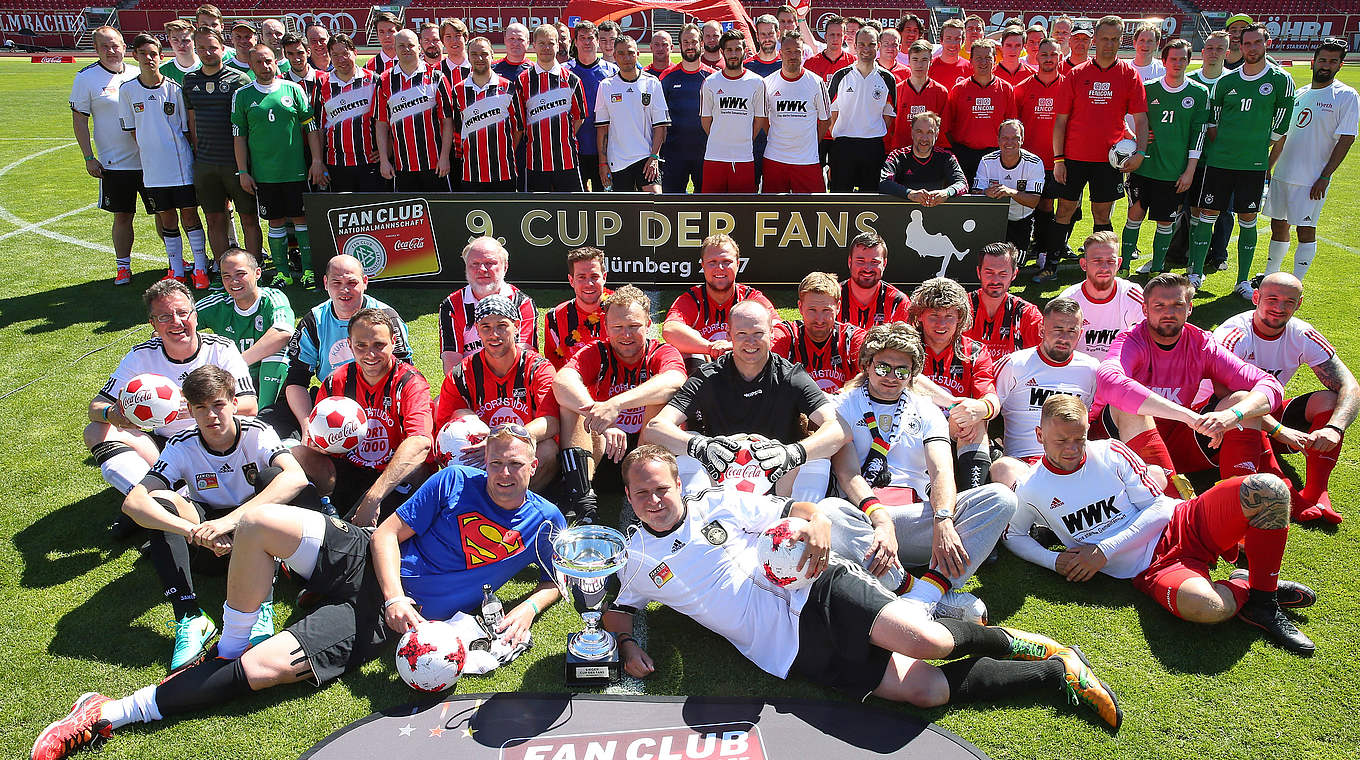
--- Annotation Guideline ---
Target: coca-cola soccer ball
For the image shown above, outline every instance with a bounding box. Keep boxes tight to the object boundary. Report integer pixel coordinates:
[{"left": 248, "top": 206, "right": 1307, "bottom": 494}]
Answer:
[
  {"left": 305, "top": 396, "right": 369, "bottom": 454},
  {"left": 119, "top": 373, "right": 183, "bottom": 430}
]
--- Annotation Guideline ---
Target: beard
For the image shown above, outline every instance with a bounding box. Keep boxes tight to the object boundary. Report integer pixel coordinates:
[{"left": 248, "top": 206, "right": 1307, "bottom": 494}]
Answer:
[
  {"left": 1313, "top": 68, "right": 1336, "bottom": 84},
  {"left": 703, "top": 42, "right": 719, "bottom": 53},
  {"left": 681, "top": 47, "right": 699, "bottom": 62},
  {"left": 1149, "top": 320, "right": 1185, "bottom": 340}
]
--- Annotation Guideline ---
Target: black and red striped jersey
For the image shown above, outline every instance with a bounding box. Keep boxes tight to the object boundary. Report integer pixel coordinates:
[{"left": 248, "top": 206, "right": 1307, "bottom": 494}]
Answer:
[
  {"left": 451, "top": 74, "right": 520, "bottom": 183},
  {"left": 433, "top": 347, "right": 559, "bottom": 430},
  {"left": 964, "top": 291, "right": 1043, "bottom": 363},
  {"left": 437, "top": 283, "right": 539, "bottom": 358},
  {"left": 543, "top": 294, "right": 612, "bottom": 369},
  {"left": 664, "top": 283, "right": 778, "bottom": 343},
  {"left": 564, "top": 338, "right": 686, "bottom": 434},
  {"left": 372, "top": 62, "right": 454, "bottom": 172},
  {"left": 365, "top": 50, "right": 397, "bottom": 74},
  {"left": 439, "top": 57, "right": 470, "bottom": 84},
  {"left": 513, "top": 62, "right": 587, "bottom": 171},
  {"left": 321, "top": 361, "right": 433, "bottom": 471},
  {"left": 314, "top": 68, "right": 379, "bottom": 166},
  {"left": 923, "top": 336, "right": 997, "bottom": 400},
  {"left": 839, "top": 280, "right": 911, "bottom": 331},
  {"left": 770, "top": 320, "right": 865, "bottom": 394}
]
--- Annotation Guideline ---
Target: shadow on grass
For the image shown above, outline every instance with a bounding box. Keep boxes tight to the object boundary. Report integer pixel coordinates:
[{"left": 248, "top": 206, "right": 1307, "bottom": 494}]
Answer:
[
  {"left": 1134, "top": 601, "right": 1253, "bottom": 675},
  {"left": 0, "top": 275, "right": 153, "bottom": 334},
  {"left": 14, "top": 488, "right": 130, "bottom": 588},
  {"left": 49, "top": 568, "right": 173, "bottom": 668}
]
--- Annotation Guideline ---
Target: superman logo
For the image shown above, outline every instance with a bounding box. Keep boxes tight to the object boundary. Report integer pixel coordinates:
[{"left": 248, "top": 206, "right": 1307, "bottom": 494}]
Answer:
[{"left": 459, "top": 513, "right": 525, "bottom": 566}]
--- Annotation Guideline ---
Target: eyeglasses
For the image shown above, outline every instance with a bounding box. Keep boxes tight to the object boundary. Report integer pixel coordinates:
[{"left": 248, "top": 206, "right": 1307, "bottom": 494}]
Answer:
[
  {"left": 872, "top": 362, "right": 913, "bottom": 380},
  {"left": 152, "top": 310, "right": 194, "bottom": 324},
  {"left": 487, "top": 423, "right": 535, "bottom": 447}
]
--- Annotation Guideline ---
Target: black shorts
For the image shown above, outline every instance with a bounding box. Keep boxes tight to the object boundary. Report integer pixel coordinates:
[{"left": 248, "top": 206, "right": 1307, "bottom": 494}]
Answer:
[
  {"left": 828, "top": 136, "right": 885, "bottom": 193},
  {"left": 788, "top": 558, "right": 896, "bottom": 698},
  {"left": 144, "top": 184, "right": 198, "bottom": 214},
  {"left": 526, "top": 168, "right": 584, "bottom": 192},
  {"left": 326, "top": 163, "right": 391, "bottom": 193},
  {"left": 98, "top": 169, "right": 150, "bottom": 214},
  {"left": 1042, "top": 168, "right": 1066, "bottom": 200},
  {"left": 194, "top": 162, "right": 257, "bottom": 214},
  {"left": 284, "top": 515, "right": 390, "bottom": 685},
  {"left": 611, "top": 157, "right": 660, "bottom": 192},
  {"left": 1127, "top": 173, "right": 1185, "bottom": 222},
  {"left": 461, "top": 179, "right": 518, "bottom": 193},
  {"left": 1194, "top": 166, "right": 1265, "bottom": 214},
  {"left": 331, "top": 456, "right": 424, "bottom": 522},
  {"left": 394, "top": 169, "right": 451, "bottom": 193},
  {"left": 1060, "top": 159, "right": 1125, "bottom": 204},
  {"left": 951, "top": 144, "right": 994, "bottom": 186},
  {"left": 255, "top": 180, "right": 307, "bottom": 220}
]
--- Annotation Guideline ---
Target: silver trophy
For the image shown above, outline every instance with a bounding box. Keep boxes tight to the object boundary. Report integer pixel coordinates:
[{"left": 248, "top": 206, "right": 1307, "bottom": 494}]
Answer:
[{"left": 551, "top": 524, "right": 630, "bottom": 686}]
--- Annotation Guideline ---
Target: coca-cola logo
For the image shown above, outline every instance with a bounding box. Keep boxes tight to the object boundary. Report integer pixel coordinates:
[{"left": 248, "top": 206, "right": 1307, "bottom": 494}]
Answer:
[
  {"left": 128, "top": 389, "right": 157, "bottom": 405},
  {"left": 326, "top": 417, "right": 363, "bottom": 445},
  {"left": 393, "top": 237, "right": 425, "bottom": 250}
]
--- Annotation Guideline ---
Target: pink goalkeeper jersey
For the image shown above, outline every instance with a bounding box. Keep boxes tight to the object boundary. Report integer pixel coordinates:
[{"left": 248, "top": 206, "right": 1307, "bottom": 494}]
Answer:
[{"left": 1094, "top": 321, "right": 1283, "bottom": 415}]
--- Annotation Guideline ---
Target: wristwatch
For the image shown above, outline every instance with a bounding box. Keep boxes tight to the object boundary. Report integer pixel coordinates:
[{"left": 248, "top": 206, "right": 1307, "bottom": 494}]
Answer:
[{"left": 933, "top": 506, "right": 954, "bottom": 522}]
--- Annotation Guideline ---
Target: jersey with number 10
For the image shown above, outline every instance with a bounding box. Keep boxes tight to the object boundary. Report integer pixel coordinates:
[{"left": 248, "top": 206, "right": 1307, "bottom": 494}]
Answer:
[
  {"left": 1137, "top": 78, "right": 1210, "bottom": 182},
  {"left": 1204, "top": 65, "right": 1295, "bottom": 171},
  {"left": 231, "top": 79, "right": 314, "bottom": 183}
]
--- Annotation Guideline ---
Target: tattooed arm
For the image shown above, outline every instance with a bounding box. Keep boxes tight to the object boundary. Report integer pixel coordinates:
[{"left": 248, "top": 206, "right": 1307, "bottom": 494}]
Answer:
[{"left": 1309, "top": 355, "right": 1360, "bottom": 452}]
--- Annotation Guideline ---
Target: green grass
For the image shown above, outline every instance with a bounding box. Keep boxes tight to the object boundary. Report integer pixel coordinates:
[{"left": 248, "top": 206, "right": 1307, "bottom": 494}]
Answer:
[{"left": 3, "top": 57, "right": 1359, "bottom": 760}]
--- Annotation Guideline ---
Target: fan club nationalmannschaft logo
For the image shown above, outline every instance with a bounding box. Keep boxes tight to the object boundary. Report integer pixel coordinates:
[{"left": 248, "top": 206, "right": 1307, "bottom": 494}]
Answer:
[{"left": 328, "top": 199, "right": 442, "bottom": 281}]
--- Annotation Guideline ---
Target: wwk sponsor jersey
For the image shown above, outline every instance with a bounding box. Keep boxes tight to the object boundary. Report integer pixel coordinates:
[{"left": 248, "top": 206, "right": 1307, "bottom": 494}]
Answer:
[
  {"left": 118, "top": 77, "right": 194, "bottom": 188},
  {"left": 595, "top": 71, "right": 672, "bottom": 171},
  {"left": 145, "top": 418, "right": 288, "bottom": 509},
  {"left": 451, "top": 75, "right": 520, "bottom": 183},
  {"left": 839, "top": 281, "right": 911, "bottom": 331},
  {"left": 99, "top": 334, "right": 256, "bottom": 436},
  {"left": 321, "top": 361, "right": 433, "bottom": 471},
  {"left": 434, "top": 348, "right": 559, "bottom": 430},
  {"left": 1060, "top": 59, "right": 1148, "bottom": 163},
  {"left": 964, "top": 293, "right": 1042, "bottom": 363},
  {"left": 514, "top": 63, "right": 587, "bottom": 171},
  {"left": 1213, "top": 311, "right": 1335, "bottom": 388},
  {"left": 565, "top": 338, "right": 686, "bottom": 434},
  {"left": 373, "top": 62, "right": 454, "bottom": 172},
  {"left": 1059, "top": 278, "right": 1145, "bottom": 360},
  {"left": 772, "top": 321, "right": 864, "bottom": 393},
  {"left": 993, "top": 347, "right": 1100, "bottom": 458},
  {"left": 314, "top": 69, "right": 379, "bottom": 166},
  {"left": 835, "top": 386, "right": 951, "bottom": 496},
  {"left": 763, "top": 69, "right": 830, "bottom": 165},
  {"left": 700, "top": 69, "right": 768, "bottom": 161},
  {"left": 70, "top": 62, "right": 141, "bottom": 170},
  {"left": 437, "top": 283, "right": 538, "bottom": 358}
]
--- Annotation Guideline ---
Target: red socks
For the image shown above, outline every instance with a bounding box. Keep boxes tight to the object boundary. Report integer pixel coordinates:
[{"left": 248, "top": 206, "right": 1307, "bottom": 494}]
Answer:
[
  {"left": 1243, "top": 524, "right": 1288, "bottom": 592},
  {"left": 1128, "top": 429, "right": 1180, "bottom": 497},
  {"left": 1215, "top": 576, "right": 1251, "bottom": 609},
  {"left": 1218, "top": 428, "right": 1281, "bottom": 481},
  {"left": 1298, "top": 412, "right": 1341, "bottom": 505}
]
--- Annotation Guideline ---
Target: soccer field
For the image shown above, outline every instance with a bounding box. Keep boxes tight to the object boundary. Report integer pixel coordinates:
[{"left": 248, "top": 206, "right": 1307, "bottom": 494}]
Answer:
[{"left": 1, "top": 56, "right": 1358, "bottom": 760}]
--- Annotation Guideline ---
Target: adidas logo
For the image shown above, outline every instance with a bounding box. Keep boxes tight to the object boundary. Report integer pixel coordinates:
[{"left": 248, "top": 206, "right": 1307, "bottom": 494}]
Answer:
[
  {"left": 1026, "top": 378, "right": 1038, "bottom": 386},
  {"left": 1304, "top": 216, "right": 1313, "bottom": 222},
  {"left": 672, "top": 539, "right": 685, "bottom": 552},
  {"left": 219, "top": 463, "right": 233, "bottom": 473},
  {"left": 1151, "top": 98, "right": 1160, "bottom": 104},
  {"left": 773, "top": 89, "right": 781, "bottom": 96},
  {"left": 1050, "top": 497, "right": 1064, "bottom": 509}
]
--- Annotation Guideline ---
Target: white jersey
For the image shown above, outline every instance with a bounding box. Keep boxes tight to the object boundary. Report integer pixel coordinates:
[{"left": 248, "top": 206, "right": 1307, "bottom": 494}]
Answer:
[
  {"left": 973, "top": 149, "right": 1045, "bottom": 220},
  {"left": 1133, "top": 59, "right": 1165, "bottom": 82},
  {"left": 763, "top": 69, "right": 830, "bottom": 165},
  {"left": 613, "top": 488, "right": 808, "bottom": 678},
  {"left": 98, "top": 333, "right": 256, "bottom": 436},
  {"left": 118, "top": 76, "right": 194, "bottom": 188},
  {"left": 1271, "top": 79, "right": 1359, "bottom": 188},
  {"left": 144, "top": 417, "right": 288, "bottom": 509},
  {"left": 700, "top": 70, "right": 767, "bottom": 162},
  {"left": 1059, "top": 278, "right": 1145, "bottom": 360},
  {"left": 1007, "top": 439, "right": 1176, "bottom": 579},
  {"left": 827, "top": 64, "right": 896, "bottom": 139},
  {"left": 993, "top": 347, "right": 1100, "bottom": 459},
  {"left": 1213, "top": 311, "right": 1335, "bottom": 388},
  {"left": 834, "top": 386, "right": 950, "bottom": 497},
  {"left": 70, "top": 61, "right": 142, "bottom": 170},
  {"left": 594, "top": 71, "right": 671, "bottom": 171}
]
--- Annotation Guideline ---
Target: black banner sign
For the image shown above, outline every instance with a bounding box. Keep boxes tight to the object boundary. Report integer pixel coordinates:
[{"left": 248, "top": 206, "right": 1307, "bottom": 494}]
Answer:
[{"left": 303, "top": 193, "right": 1010, "bottom": 287}]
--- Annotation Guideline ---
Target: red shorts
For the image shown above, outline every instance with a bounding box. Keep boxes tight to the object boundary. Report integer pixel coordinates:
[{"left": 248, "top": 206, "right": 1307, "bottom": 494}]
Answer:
[
  {"left": 1095, "top": 405, "right": 1217, "bottom": 473},
  {"left": 761, "top": 159, "right": 827, "bottom": 194},
  {"left": 1132, "top": 475, "right": 1249, "bottom": 617},
  {"left": 701, "top": 160, "right": 757, "bottom": 193}
]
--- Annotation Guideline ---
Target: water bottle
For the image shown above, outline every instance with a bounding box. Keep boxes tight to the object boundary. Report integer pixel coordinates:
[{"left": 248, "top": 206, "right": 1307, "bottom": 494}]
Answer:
[
  {"left": 318, "top": 495, "right": 338, "bottom": 519},
  {"left": 481, "top": 584, "right": 504, "bottom": 637}
]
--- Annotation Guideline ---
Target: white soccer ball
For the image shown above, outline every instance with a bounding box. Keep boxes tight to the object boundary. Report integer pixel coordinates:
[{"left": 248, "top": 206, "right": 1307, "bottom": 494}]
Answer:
[
  {"left": 394, "top": 620, "right": 467, "bottom": 692},
  {"left": 756, "top": 516, "right": 818, "bottom": 590},
  {"left": 1108, "top": 137, "right": 1138, "bottom": 170},
  {"left": 434, "top": 416, "right": 490, "bottom": 468},
  {"left": 305, "top": 396, "right": 369, "bottom": 454},
  {"left": 717, "top": 433, "right": 779, "bottom": 495},
  {"left": 119, "top": 373, "right": 183, "bottom": 430}
]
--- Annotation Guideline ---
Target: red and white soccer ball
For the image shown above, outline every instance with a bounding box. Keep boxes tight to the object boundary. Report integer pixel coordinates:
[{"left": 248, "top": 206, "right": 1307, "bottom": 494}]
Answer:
[
  {"left": 395, "top": 620, "right": 467, "bottom": 692},
  {"left": 434, "top": 416, "right": 490, "bottom": 467},
  {"left": 718, "top": 434, "right": 780, "bottom": 495},
  {"left": 305, "top": 396, "right": 369, "bottom": 454},
  {"left": 756, "top": 516, "right": 818, "bottom": 590},
  {"left": 119, "top": 373, "right": 183, "bottom": 430}
]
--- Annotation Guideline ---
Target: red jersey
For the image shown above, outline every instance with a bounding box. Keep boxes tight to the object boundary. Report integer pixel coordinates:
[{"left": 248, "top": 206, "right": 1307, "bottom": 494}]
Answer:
[
  {"left": 434, "top": 348, "right": 559, "bottom": 431},
  {"left": 543, "top": 295, "right": 611, "bottom": 369},
  {"left": 372, "top": 62, "right": 454, "bottom": 172},
  {"left": 437, "top": 284, "right": 538, "bottom": 358},
  {"left": 451, "top": 74, "right": 520, "bottom": 183},
  {"left": 365, "top": 51, "right": 397, "bottom": 74},
  {"left": 945, "top": 76, "right": 1017, "bottom": 149},
  {"left": 964, "top": 292, "right": 1043, "bottom": 363},
  {"left": 928, "top": 56, "right": 971, "bottom": 90},
  {"left": 1059, "top": 56, "right": 1087, "bottom": 77},
  {"left": 314, "top": 69, "right": 379, "bottom": 167},
  {"left": 1014, "top": 73, "right": 1070, "bottom": 169},
  {"left": 770, "top": 321, "right": 864, "bottom": 393},
  {"left": 1060, "top": 59, "right": 1148, "bottom": 162},
  {"left": 513, "top": 63, "right": 587, "bottom": 172},
  {"left": 804, "top": 49, "right": 853, "bottom": 80},
  {"left": 880, "top": 60, "right": 911, "bottom": 85},
  {"left": 565, "top": 338, "right": 686, "bottom": 434},
  {"left": 322, "top": 361, "right": 433, "bottom": 471},
  {"left": 892, "top": 77, "right": 951, "bottom": 152},
  {"left": 923, "top": 336, "right": 996, "bottom": 399},
  {"left": 664, "top": 283, "right": 777, "bottom": 343},
  {"left": 993, "top": 61, "right": 1035, "bottom": 87},
  {"left": 839, "top": 280, "right": 911, "bottom": 331}
]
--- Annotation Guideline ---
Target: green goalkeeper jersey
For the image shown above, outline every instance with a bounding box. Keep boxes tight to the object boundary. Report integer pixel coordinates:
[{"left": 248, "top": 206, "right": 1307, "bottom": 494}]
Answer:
[
  {"left": 1204, "top": 64, "right": 1295, "bottom": 171},
  {"left": 230, "top": 79, "right": 314, "bottom": 184},
  {"left": 1136, "top": 77, "right": 1211, "bottom": 182},
  {"left": 195, "top": 287, "right": 295, "bottom": 370}
]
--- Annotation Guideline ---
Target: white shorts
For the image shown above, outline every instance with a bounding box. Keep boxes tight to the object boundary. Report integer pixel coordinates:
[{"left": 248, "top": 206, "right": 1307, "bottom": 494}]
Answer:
[{"left": 1262, "top": 180, "right": 1327, "bottom": 228}]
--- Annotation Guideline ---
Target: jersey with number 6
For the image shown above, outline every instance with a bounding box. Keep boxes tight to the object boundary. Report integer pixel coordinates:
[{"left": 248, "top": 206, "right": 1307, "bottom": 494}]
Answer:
[
  {"left": 1204, "top": 65, "right": 1294, "bottom": 171},
  {"left": 1137, "top": 77, "right": 1210, "bottom": 182},
  {"left": 231, "top": 79, "right": 315, "bottom": 183}
]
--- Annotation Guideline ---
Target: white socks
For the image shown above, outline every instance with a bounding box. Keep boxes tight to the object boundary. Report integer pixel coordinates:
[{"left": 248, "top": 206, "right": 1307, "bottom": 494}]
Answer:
[
  {"left": 1294, "top": 241, "right": 1317, "bottom": 280},
  {"left": 185, "top": 226, "right": 208, "bottom": 272},
  {"left": 163, "top": 229, "right": 184, "bottom": 276},
  {"left": 217, "top": 604, "right": 262, "bottom": 660},
  {"left": 103, "top": 684, "right": 161, "bottom": 729},
  {"left": 1265, "top": 239, "right": 1289, "bottom": 275},
  {"left": 99, "top": 450, "right": 150, "bottom": 495}
]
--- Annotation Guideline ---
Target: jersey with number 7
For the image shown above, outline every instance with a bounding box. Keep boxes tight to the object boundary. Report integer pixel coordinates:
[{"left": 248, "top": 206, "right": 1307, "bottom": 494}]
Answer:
[{"left": 1203, "top": 65, "right": 1294, "bottom": 171}]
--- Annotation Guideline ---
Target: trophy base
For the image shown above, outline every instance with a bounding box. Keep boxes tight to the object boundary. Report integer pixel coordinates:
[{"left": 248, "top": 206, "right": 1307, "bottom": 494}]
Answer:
[{"left": 565, "top": 648, "right": 621, "bottom": 687}]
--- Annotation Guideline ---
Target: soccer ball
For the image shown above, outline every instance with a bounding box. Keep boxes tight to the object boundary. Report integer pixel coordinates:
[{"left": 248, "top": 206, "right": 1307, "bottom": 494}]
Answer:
[
  {"left": 434, "top": 416, "right": 490, "bottom": 467},
  {"left": 394, "top": 620, "right": 467, "bottom": 692},
  {"left": 1108, "top": 138, "right": 1138, "bottom": 169},
  {"left": 305, "top": 396, "right": 369, "bottom": 454},
  {"left": 119, "top": 373, "right": 182, "bottom": 430},
  {"left": 756, "top": 516, "right": 818, "bottom": 590},
  {"left": 718, "top": 434, "right": 780, "bottom": 495}
]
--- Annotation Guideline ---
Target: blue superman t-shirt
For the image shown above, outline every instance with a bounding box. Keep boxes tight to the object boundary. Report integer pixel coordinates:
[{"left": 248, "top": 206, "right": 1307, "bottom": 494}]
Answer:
[{"left": 396, "top": 465, "right": 565, "bottom": 620}]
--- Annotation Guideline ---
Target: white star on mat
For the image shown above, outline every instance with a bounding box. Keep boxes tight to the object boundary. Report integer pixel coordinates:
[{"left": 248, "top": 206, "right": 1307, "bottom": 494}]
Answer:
[{"left": 398, "top": 724, "right": 414, "bottom": 737}]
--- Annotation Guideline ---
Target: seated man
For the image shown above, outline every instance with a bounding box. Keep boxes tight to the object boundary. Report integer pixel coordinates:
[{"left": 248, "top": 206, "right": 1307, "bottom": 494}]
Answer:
[
  {"left": 1212, "top": 272, "right": 1357, "bottom": 523},
  {"left": 85, "top": 280, "right": 256, "bottom": 528},
  {"left": 195, "top": 247, "right": 295, "bottom": 407},
  {"left": 879, "top": 111, "right": 968, "bottom": 204},
  {"left": 839, "top": 231, "right": 911, "bottom": 332},
  {"left": 32, "top": 428, "right": 564, "bottom": 760},
  {"left": 434, "top": 296, "right": 560, "bottom": 493},
  {"left": 662, "top": 233, "right": 778, "bottom": 373},
  {"left": 963, "top": 242, "right": 1041, "bottom": 364},
  {"left": 292, "top": 309, "right": 433, "bottom": 527},
  {"left": 1058, "top": 232, "right": 1144, "bottom": 360},
  {"left": 771, "top": 272, "right": 865, "bottom": 394},
  {"left": 972, "top": 119, "right": 1044, "bottom": 255},
  {"left": 543, "top": 246, "right": 611, "bottom": 369},
  {"left": 553, "top": 286, "right": 686, "bottom": 522},
  {"left": 604, "top": 445, "right": 1120, "bottom": 731},
  {"left": 438, "top": 236, "right": 537, "bottom": 375},
  {"left": 271, "top": 254, "right": 411, "bottom": 440},
  {"left": 122, "top": 365, "right": 312, "bottom": 669},
  {"left": 1005, "top": 395, "right": 1316, "bottom": 655}
]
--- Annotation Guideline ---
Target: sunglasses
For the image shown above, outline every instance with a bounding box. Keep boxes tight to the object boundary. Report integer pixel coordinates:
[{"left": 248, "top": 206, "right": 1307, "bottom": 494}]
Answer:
[
  {"left": 872, "top": 362, "right": 913, "bottom": 380},
  {"left": 488, "top": 422, "right": 535, "bottom": 447}
]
